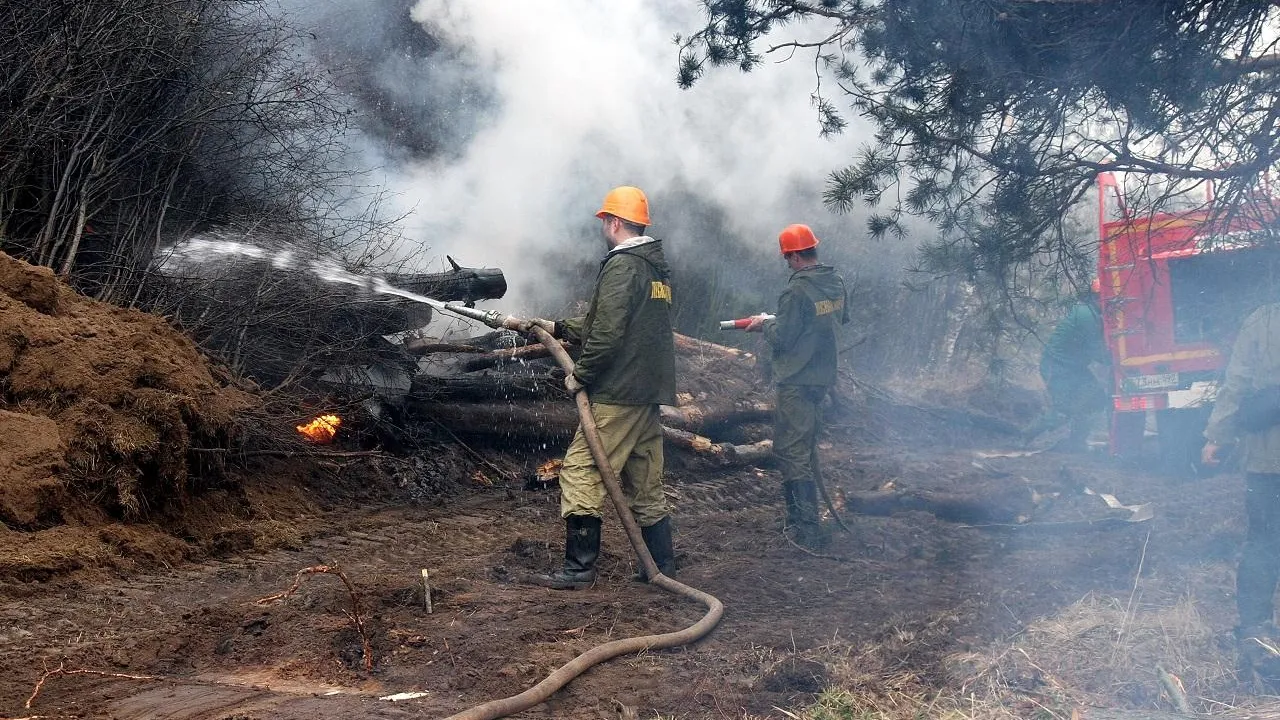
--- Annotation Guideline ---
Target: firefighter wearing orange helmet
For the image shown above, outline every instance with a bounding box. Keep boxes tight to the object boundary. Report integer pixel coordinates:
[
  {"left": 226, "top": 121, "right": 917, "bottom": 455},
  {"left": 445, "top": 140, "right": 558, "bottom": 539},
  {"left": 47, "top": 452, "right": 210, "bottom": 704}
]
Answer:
[
  {"left": 523, "top": 186, "right": 678, "bottom": 589},
  {"left": 745, "top": 224, "right": 849, "bottom": 549}
]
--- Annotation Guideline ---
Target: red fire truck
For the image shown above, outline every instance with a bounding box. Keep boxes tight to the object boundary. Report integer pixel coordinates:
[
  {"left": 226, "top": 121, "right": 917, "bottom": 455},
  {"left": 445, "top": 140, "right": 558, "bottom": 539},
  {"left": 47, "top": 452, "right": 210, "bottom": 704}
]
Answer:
[{"left": 1097, "top": 172, "right": 1280, "bottom": 470}]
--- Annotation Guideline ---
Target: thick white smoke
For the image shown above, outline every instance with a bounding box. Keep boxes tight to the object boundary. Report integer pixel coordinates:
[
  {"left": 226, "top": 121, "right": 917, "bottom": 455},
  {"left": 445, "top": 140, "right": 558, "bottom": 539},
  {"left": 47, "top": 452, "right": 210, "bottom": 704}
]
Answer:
[{"left": 388, "top": 0, "right": 876, "bottom": 308}]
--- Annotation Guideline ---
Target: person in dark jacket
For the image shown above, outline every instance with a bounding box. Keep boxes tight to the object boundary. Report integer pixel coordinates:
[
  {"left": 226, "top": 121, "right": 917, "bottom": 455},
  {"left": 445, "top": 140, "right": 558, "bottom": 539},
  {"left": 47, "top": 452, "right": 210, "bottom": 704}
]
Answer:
[
  {"left": 524, "top": 186, "right": 678, "bottom": 589},
  {"left": 1203, "top": 302, "right": 1280, "bottom": 676},
  {"left": 1024, "top": 280, "right": 1111, "bottom": 451},
  {"left": 746, "top": 224, "right": 849, "bottom": 549}
]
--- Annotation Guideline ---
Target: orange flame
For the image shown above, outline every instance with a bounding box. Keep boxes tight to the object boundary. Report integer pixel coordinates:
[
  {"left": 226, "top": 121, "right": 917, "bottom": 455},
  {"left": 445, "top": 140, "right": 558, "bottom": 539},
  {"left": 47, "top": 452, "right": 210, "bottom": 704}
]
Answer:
[{"left": 296, "top": 414, "right": 341, "bottom": 444}]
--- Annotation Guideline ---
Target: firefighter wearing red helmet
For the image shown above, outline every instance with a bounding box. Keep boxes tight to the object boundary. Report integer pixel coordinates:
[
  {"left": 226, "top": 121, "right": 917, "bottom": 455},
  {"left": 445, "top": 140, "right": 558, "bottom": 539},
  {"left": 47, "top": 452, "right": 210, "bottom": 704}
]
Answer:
[{"left": 745, "top": 224, "right": 849, "bottom": 549}]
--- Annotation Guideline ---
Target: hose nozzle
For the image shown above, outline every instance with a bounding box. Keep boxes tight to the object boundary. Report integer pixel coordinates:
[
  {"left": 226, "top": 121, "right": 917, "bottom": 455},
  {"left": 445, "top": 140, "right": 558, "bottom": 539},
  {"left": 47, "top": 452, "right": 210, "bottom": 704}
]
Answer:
[{"left": 442, "top": 301, "right": 521, "bottom": 330}]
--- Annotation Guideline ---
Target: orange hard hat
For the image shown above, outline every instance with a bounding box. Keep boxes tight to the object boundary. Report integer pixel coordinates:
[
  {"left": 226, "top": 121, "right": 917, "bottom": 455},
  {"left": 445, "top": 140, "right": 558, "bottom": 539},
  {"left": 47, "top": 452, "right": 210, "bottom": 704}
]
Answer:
[
  {"left": 1090, "top": 277, "right": 1101, "bottom": 293},
  {"left": 596, "top": 186, "right": 650, "bottom": 226},
  {"left": 778, "top": 224, "right": 819, "bottom": 254}
]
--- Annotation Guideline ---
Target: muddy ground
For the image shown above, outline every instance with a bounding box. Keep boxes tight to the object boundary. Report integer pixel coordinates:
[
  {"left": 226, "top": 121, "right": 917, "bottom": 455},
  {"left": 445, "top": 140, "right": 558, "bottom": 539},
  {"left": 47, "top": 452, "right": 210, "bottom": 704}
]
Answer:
[{"left": 0, "top": 410, "right": 1254, "bottom": 719}]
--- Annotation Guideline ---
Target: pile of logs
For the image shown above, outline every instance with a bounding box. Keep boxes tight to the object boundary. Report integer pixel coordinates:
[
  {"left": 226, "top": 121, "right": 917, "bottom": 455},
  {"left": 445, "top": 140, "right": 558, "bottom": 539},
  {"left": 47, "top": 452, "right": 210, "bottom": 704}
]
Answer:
[{"left": 403, "top": 330, "right": 776, "bottom": 467}]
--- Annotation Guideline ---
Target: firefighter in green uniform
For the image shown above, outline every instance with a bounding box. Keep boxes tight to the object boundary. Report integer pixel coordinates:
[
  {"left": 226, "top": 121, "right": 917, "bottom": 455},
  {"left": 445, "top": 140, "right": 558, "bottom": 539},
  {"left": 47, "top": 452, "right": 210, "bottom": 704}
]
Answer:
[
  {"left": 746, "top": 224, "right": 849, "bottom": 549},
  {"left": 1202, "top": 302, "right": 1280, "bottom": 677},
  {"left": 523, "top": 186, "right": 678, "bottom": 590},
  {"left": 1024, "top": 279, "right": 1111, "bottom": 451}
]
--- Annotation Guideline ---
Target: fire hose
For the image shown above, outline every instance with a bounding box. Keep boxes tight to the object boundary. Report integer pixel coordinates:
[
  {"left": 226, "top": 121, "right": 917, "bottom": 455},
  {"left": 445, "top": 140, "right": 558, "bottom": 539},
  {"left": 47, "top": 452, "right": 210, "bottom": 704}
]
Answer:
[{"left": 432, "top": 302, "right": 725, "bottom": 720}]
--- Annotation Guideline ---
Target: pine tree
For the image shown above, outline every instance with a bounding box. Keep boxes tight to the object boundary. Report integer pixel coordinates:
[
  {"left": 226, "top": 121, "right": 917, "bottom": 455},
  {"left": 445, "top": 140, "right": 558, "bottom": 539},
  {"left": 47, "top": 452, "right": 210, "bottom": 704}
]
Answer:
[{"left": 678, "top": 1, "right": 1280, "bottom": 281}]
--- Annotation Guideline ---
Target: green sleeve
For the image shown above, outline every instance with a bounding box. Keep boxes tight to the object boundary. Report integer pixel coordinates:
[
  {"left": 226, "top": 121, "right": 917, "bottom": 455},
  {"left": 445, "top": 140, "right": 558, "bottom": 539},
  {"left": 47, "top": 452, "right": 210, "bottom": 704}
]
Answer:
[
  {"left": 558, "top": 315, "right": 586, "bottom": 343},
  {"left": 763, "top": 286, "right": 809, "bottom": 349},
  {"left": 1205, "top": 308, "right": 1263, "bottom": 443},
  {"left": 572, "top": 257, "right": 640, "bottom": 385}
]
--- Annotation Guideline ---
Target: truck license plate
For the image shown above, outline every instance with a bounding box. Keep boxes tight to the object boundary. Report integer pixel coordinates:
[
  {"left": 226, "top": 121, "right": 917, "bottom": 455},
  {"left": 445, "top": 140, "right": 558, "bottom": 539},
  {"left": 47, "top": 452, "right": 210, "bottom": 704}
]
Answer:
[{"left": 1128, "top": 373, "right": 1179, "bottom": 391}]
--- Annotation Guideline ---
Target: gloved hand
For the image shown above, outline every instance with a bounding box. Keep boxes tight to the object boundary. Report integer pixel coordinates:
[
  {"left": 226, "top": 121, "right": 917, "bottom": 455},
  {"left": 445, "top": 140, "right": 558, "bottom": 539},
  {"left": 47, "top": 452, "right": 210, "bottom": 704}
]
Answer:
[
  {"left": 564, "top": 373, "right": 585, "bottom": 395},
  {"left": 521, "top": 317, "right": 557, "bottom": 336},
  {"left": 743, "top": 313, "right": 771, "bottom": 332}
]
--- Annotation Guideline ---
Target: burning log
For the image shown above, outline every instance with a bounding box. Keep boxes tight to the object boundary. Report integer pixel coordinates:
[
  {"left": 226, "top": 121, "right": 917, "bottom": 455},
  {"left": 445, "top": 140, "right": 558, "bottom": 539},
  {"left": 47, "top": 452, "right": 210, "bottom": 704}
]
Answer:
[{"left": 296, "top": 414, "right": 341, "bottom": 444}]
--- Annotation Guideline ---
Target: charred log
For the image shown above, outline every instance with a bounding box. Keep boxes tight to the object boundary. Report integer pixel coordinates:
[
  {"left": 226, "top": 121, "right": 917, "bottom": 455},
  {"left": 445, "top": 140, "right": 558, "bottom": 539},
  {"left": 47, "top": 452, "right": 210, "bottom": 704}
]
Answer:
[
  {"left": 403, "top": 341, "right": 486, "bottom": 355},
  {"left": 843, "top": 488, "right": 1034, "bottom": 524},
  {"left": 407, "top": 400, "right": 772, "bottom": 466},
  {"left": 387, "top": 256, "right": 507, "bottom": 306},
  {"left": 407, "top": 401, "right": 578, "bottom": 442},
  {"left": 409, "top": 372, "right": 564, "bottom": 402}
]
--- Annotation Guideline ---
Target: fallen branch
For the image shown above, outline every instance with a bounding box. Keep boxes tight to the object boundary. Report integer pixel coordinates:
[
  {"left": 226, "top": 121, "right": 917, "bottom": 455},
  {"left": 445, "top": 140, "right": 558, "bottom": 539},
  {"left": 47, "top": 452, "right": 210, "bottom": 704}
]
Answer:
[
  {"left": 673, "top": 332, "right": 754, "bottom": 361},
  {"left": 662, "top": 427, "right": 772, "bottom": 465},
  {"left": 1156, "top": 664, "right": 1192, "bottom": 715},
  {"left": 844, "top": 372, "right": 1022, "bottom": 436},
  {"left": 26, "top": 661, "right": 158, "bottom": 708},
  {"left": 460, "top": 341, "right": 566, "bottom": 371},
  {"left": 410, "top": 402, "right": 773, "bottom": 465},
  {"left": 256, "top": 565, "right": 374, "bottom": 672},
  {"left": 426, "top": 416, "right": 520, "bottom": 483}
]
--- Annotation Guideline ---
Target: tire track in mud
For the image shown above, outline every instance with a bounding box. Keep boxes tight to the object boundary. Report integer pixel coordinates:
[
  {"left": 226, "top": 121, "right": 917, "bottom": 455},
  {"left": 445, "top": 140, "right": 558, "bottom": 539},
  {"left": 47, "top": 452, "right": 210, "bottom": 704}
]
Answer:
[
  {"left": 667, "top": 469, "right": 782, "bottom": 517},
  {"left": 0, "top": 503, "right": 524, "bottom": 716},
  {"left": 0, "top": 474, "right": 816, "bottom": 720},
  {"left": 0, "top": 492, "right": 705, "bottom": 719}
]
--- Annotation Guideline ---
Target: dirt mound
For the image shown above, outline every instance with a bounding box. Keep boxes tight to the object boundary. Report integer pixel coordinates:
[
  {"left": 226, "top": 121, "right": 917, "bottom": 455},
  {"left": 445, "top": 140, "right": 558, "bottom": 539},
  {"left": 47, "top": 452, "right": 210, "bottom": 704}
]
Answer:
[{"left": 0, "top": 251, "right": 256, "bottom": 528}]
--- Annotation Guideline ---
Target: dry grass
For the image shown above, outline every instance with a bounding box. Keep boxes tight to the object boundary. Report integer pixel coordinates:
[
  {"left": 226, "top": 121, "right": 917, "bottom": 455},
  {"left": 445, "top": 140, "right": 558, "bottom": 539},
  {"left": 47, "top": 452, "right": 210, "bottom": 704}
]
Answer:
[
  {"left": 749, "top": 587, "right": 1280, "bottom": 720},
  {"left": 952, "top": 592, "right": 1236, "bottom": 712}
]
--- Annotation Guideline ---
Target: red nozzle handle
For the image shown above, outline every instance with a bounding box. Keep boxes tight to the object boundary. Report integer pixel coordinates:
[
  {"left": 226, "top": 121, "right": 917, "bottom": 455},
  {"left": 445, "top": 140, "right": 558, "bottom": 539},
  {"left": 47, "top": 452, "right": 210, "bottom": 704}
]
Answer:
[{"left": 718, "top": 314, "right": 774, "bottom": 330}]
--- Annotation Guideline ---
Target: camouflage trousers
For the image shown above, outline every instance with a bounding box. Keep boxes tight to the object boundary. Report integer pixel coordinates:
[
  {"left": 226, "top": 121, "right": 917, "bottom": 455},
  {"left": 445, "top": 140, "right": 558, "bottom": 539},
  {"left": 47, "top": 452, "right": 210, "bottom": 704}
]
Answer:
[
  {"left": 774, "top": 384, "right": 829, "bottom": 485},
  {"left": 558, "top": 402, "right": 668, "bottom": 527}
]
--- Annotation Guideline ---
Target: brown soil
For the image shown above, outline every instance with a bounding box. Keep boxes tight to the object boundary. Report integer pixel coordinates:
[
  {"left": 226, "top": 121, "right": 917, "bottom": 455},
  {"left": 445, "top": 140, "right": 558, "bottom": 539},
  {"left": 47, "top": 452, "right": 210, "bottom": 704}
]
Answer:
[
  {"left": 0, "top": 424, "right": 1258, "bottom": 719},
  {"left": 0, "top": 251, "right": 303, "bottom": 583},
  {"left": 0, "top": 262, "right": 1262, "bottom": 717}
]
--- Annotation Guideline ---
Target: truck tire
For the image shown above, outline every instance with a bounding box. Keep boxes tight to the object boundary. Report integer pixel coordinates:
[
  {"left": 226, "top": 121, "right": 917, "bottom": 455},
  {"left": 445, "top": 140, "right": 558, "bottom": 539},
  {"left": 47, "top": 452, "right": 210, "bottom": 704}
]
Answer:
[{"left": 1156, "top": 407, "right": 1211, "bottom": 478}]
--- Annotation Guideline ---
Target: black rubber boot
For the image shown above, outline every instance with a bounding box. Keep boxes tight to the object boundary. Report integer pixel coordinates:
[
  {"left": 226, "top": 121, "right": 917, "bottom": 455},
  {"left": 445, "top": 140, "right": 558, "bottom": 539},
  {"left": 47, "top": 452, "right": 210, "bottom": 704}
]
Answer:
[
  {"left": 535, "top": 515, "right": 601, "bottom": 590},
  {"left": 633, "top": 516, "right": 676, "bottom": 582},
  {"left": 783, "top": 480, "right": 828, "bottom": 550}
]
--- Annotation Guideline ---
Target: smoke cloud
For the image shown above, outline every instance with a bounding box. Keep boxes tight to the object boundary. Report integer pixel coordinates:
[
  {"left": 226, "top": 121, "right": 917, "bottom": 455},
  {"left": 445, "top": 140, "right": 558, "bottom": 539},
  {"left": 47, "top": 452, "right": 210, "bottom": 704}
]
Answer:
[
  {"left": 392, "top": 1, "right": 893, "bottom": 306},
  {"left": 287, "top": 0, "right": 921, "bottom": 312}
]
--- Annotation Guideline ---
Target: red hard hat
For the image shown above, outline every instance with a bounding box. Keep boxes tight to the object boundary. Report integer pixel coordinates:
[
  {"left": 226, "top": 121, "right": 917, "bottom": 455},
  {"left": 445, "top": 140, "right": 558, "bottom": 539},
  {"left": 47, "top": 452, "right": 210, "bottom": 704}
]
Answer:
[{"left": 778, "top": 224, "right": 819, "bottom": 254}]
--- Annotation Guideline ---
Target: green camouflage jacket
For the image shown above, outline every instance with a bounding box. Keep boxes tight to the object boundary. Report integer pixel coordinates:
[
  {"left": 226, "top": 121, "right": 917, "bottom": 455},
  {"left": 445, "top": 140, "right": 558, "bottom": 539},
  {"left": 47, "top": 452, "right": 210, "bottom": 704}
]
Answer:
[
  {"left": 763, "top": 264, "right": 849, "bottom": 387},
  {"left": 559, "top": 238, "right": 677, "bottom": 406},
  {"left": 1205, "top": 302, "right": 1280, "bottom": 474}
]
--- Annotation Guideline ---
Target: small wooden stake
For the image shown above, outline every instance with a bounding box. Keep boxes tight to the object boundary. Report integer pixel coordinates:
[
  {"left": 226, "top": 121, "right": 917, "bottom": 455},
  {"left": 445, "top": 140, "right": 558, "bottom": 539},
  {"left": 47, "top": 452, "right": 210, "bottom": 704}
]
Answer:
[{"left": 421, "top": 569, "right": 433, "bottom": 614}]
